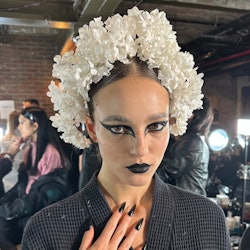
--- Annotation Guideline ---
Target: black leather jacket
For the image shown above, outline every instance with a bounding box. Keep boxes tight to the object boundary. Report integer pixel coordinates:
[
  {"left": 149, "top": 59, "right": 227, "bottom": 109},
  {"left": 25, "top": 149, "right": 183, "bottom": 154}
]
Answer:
[
  {"left": 0, "top": 168, "right": 70, "bottom": 221},
  {"left": 0, "top": 157, "right": 13, "bottom": 197},
  {"left": 157, "top": 132, "right": 209, "bottom": 196}
]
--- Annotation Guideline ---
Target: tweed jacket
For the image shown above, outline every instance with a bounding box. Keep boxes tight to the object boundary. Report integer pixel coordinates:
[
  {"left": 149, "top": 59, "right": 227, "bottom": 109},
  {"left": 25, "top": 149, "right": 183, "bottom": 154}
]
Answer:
[{"left": 21, "top": 174, "right": 230, "bottom": 250}]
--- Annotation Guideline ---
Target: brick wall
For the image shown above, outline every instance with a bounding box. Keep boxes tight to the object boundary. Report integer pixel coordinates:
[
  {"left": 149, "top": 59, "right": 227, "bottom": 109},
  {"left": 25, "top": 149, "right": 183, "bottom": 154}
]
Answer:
[
  {"left": 0, "top": 34, "right": 60, "bottom": 117},
  {"left": 0, "top": 34, "right": 247, "bottom": 139}
]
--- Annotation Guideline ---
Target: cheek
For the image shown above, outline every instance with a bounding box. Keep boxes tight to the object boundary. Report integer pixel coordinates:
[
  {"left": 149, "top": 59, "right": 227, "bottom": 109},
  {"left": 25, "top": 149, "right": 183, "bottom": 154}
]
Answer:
[
  {"left": 20, "top": 124, "right": 33, "bottom": 136},
  {"left": 97, "top": 135, "right": 125, "bottom": 161},
  {"left": 151, "top": 132, "right": 170, "bottom": 161}
]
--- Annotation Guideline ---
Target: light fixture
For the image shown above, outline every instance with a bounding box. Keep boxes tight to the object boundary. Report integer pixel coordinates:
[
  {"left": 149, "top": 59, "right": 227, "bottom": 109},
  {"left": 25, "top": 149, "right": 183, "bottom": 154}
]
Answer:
[
  {"left": 237, "top": 119, "right": 250, "bottom": 137},
  {"left": 237, "top": 119, "right": 250, "bottom": 227},
  {"left": 207, "top": 128, "right": 229, "bottom": 152}
]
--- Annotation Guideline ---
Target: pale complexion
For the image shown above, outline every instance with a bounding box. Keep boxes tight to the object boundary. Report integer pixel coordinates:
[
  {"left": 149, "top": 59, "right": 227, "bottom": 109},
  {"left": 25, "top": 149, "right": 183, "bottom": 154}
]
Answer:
[
  {"left": 81, "top": 74, "right": 172, "bottom": 250},
  {"left": 18, "top": 115, "right": 38, "bottom": 142}
]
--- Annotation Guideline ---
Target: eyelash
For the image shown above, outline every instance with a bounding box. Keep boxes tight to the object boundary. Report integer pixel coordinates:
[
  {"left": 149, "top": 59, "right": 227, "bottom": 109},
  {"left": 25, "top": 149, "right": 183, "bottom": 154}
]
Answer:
[{"left": 100, "top": 121, "right": 168, "bottom": 136}]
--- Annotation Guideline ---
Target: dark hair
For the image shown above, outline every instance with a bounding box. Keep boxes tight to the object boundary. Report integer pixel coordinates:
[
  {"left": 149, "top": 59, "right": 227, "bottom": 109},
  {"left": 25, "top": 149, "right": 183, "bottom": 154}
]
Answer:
[
  {"left": 23, "top": 99, "right": 40, "bottom": 107},
  {"left": 87, "top": 57, "right": 160, "bottom": 120},
  {"left": 20, "top": 107, "right": 70, "bottom": 175},
  {"left": 186, "top": 97, "right": 214, "bottom": 137}
]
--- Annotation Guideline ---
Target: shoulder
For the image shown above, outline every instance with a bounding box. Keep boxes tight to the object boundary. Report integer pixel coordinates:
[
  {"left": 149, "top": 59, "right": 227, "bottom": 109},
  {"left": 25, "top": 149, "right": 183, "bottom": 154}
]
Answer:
[
  {"left": 24, "top": 190, "right": 88, "bottom": 233},
  {"left": 168, "top": 184, "right": 224, "bottom": 216},
  {"left": 45, "top": 143, "right": 59, "bottom": 153},
  {"left": 156, "top": 175, "right": 223, "bottom": 215},
  {"left": 22, "top": 190, "right": 90, "bottom": 248},
  {"left": 175, "top": 133, "right": 204, "bottom": 150}
]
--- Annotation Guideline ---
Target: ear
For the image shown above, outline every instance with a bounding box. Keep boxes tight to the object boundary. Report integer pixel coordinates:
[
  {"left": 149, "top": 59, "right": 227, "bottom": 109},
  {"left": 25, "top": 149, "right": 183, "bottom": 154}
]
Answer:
[
  {"left": 169, "top": 116, "right": 176, "bottom": 126},
  {"left": 32, "top": 122, "right": 39, "bottom": 132},
  {"left": 85, "top": 115, "right": 98, "bottom": 143}
]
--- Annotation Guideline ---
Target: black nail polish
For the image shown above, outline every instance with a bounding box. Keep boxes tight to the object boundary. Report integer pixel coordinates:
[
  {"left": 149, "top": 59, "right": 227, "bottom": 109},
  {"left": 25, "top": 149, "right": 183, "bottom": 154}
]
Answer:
[
  {"left": 119, "top": 202, "right": 126, "bottom": 213},
  {"left": 129, "top": 247, "right": 134, "bottom": 250},
  {"left": 128, "top": 204, "right": 136, "bottom": 217},
  {"left": 135, "top": 218, "right": 144, "bottom": 230},
  {"left": 142, "top": 243, "right": 147, "bottom": 250},
  {"left": 86, "top": 216, "right": 93, "bottom": 230}
]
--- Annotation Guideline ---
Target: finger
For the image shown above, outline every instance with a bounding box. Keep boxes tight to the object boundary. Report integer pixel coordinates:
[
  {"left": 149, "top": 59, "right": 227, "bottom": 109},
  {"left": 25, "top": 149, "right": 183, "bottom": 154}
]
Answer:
[
  {"left": 119, "top": 218, "right": 144, "bottom": 250},
  {"left": 96, "top": 202, "right": 126, "bottom": 242},
  {"left": 79, "top": 225, "right": 94, "bottom": 250},
  {"left": 110, "top": 205, "right": 136, "bottom": 247}
]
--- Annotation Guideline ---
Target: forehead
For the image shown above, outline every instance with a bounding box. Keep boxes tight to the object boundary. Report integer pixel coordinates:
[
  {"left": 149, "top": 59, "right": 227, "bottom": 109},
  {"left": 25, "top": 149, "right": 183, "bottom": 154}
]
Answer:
[
  {"left": 93, "top": 75, "right": 170, "bottom": 121},
  {"left": 19, "top": 114, "right": 29, "bottom": 122}
]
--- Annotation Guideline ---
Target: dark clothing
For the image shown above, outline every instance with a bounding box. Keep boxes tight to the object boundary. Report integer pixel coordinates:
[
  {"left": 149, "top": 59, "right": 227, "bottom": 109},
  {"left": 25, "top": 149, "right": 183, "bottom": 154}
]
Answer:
[
  {"left": 22, "top": 173, "right": 230, "bottom": 249},
  {"left": 0, "top": 157, "right": 13, "bottom": 197},
  {"left": 78, "top": 143, "right": 101, "bottom": 190},
  {"left": 158, "top": 132, "right": 209, "bottom": 196},
  {"left": 0, "top": 168, "right": 70, "bottom": 247}
]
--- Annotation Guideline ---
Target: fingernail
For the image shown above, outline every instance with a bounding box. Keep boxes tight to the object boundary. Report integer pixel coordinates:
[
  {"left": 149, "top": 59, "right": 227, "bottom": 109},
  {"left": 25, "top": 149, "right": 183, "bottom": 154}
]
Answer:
[
  {"left": 129, "top": 247, "right": 134, "bottom": 250},
  {"left": 142, "top": 243, "right": 147, "bottom": 249},
  {"left": 86, "top": 217, "right": 93, "bottom": 230},
  {"left": 128, "top": 204, "right": 136, "bottom": 217},
  {"left": 135, "top": 218, "right": 144, "bottom": 230},
  {"left": 119, "top": 202, "right": 126, "bottom": 213}
]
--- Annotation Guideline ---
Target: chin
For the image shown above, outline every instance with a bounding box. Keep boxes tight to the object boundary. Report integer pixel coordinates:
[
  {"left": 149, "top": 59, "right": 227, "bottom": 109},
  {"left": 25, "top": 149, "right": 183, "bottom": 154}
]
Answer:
[{"left": 128, "top": 172, "right": 154, "bottom": 186}]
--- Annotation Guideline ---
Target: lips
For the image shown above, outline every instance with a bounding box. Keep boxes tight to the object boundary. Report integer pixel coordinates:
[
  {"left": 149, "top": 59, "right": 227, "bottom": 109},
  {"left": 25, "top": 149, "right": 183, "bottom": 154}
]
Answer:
[{"left": 126, "top": 163, "right": 151, "bottom": 174}]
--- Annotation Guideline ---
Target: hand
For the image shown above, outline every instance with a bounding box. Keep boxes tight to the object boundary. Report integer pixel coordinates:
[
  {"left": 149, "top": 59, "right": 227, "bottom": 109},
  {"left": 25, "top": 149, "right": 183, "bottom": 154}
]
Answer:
[
  {"left": 79, "top": 203, "right": 144, "bottom": 250},
  {"left": 7, "top": 138, "right": 22, "bottom": 157}
]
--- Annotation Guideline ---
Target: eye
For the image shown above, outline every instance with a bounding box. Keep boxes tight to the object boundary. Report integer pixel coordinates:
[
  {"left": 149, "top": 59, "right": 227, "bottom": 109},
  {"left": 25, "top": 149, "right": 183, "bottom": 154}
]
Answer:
[
  {"left": 110, "top": 125, "right": 126, "bottom": 134},
  {"left": 100, "top": 122, "right": 134, "bottom": 136},
  {"left": 146, "top": 121, "right": 168, "bottom": 133}
]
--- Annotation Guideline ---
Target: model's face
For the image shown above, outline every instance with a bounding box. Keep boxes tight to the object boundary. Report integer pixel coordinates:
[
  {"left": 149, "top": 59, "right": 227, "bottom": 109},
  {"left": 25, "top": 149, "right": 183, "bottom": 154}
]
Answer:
[
  {"left": 86, "top": 75, "right": 171, "bottom": 186},
  {"left": 18, "top": 115, "right": 37, "bottom": 141}
]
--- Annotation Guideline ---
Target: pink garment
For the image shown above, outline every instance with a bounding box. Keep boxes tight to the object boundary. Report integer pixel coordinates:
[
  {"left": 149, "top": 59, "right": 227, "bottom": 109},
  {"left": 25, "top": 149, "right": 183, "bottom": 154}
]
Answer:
[{"left": 25, "top": 142, "right": 63, "bottom": 194}]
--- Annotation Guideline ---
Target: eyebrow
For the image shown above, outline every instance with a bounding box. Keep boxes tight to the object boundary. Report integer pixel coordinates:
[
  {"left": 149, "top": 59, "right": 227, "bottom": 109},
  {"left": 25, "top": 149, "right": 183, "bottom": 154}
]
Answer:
[{"left": 101, "top": 112, "right": 169, "bottom": 124}]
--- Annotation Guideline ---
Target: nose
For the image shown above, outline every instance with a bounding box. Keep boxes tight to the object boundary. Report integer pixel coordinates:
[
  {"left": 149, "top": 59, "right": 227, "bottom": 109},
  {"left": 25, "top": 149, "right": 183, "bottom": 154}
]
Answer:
[{"left": 129, "top": 131, "right": 149, "bottom": 157}]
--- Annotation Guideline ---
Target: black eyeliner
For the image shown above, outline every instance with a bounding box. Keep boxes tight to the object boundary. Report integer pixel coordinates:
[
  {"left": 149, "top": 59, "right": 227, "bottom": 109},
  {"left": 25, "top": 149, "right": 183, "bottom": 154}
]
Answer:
[{"left": 99, "top": 121, "right": 135, "bottom": 136}]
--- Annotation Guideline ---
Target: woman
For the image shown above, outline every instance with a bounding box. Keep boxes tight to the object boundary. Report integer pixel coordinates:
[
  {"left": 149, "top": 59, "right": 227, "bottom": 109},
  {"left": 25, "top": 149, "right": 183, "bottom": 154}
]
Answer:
[
  {"left": 0, "top": 139, "right": 21, "bottom": 197},
  {"left": 0, "top": 107, "right": 70, "bottom": 249},
  {"left": 0, "top": 111, "right": 24, "bottom": 193},
  {"left": 22, "top": 7, "right": 230, "bottom": 249}
]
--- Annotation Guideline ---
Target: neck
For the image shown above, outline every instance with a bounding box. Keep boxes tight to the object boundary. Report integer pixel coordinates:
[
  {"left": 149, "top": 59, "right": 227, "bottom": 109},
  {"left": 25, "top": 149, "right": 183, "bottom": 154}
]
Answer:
[{"left": 97, "top": 171, "right": 154, "bottom": 208}]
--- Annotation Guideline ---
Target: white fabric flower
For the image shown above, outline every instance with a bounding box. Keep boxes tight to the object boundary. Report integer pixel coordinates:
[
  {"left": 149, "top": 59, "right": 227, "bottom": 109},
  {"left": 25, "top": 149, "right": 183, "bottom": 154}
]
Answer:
[{"left": 47, "top": 7, "right": 204, "bottom": 149}]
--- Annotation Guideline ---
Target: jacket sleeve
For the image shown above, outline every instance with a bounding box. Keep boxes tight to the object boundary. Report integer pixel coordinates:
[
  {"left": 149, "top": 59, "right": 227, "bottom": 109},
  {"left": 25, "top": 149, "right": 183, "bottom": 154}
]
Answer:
[
  {"left": 0, "top": 158, "right": 12, "bottom": 179},
  {"left": 164, "top": 134, "right": 204, "bottom": 178},
  {"left": 0, "top": 170, "right": 69, "bottom": 220}
]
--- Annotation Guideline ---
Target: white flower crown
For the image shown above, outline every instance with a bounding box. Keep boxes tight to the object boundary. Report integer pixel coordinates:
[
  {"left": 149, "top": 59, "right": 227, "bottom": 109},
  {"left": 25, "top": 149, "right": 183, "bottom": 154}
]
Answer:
[{"left": 47, "top": 7, "right": 204, "bottom": 149}]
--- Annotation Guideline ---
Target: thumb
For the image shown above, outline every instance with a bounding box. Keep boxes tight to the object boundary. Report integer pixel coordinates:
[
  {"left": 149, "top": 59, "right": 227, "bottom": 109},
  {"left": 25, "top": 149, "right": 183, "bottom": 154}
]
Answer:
[{"left": 79, "top": 225, "right": 94, "bottom": 250}]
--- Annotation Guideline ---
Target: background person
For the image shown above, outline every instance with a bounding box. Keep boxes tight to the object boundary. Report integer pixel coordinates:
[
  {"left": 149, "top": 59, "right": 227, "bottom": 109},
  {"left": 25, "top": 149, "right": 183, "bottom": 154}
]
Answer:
[
  {"left": 0, "top": 111, "right": 24, "bottom": 193},
  {"left": 0, "top": 107, "right": 71, "bottom": 249},
  {"left": 22, "top": 99, "right": 40, "bottom": 109},
  {"left": 0, "top": 139, "right": 21, "bottom": 197},
  {"left": 157, "top": 97, "right": 214, "bottom": 196},
  {"left": 22, "top": 8, "right": 230, "bottom": 249}
]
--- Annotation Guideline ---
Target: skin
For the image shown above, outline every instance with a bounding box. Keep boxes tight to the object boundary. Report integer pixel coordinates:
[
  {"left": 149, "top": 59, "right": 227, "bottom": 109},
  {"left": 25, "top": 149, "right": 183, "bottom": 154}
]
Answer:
[
  {"left": 7, "top": 138, "right": 22, "bottom": 157},
  {"left": 81, "top": 74, "right": 172, "bottom": 250},
  {"left": 18, "top": 115, "right": 38, "bottom": 142}
]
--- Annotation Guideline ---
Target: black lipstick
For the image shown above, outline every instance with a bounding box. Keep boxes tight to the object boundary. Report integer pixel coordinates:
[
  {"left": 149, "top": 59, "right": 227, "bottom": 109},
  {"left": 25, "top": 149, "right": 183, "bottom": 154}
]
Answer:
[{"left": 127, "top": 163, "right": 150, "bottom": 174}]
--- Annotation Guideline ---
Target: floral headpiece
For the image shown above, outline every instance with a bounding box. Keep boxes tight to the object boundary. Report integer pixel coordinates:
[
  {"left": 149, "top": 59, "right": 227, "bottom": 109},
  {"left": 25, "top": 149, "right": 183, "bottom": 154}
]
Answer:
[{"left": 48, "top": 7, "right": 204, "bottom": 149}]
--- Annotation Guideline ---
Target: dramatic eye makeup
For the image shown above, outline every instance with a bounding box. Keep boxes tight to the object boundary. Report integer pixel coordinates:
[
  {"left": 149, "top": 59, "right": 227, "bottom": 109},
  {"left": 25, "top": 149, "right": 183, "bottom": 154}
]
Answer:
[
  {"left": 100, "top": 121, "right": 135, "bottom": 136},
  {"left": 146, "top": 121, "right": 168, "bottom": 133},
  {"left": 99, "top": 120, "right": 168, "bottom": 136}
]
